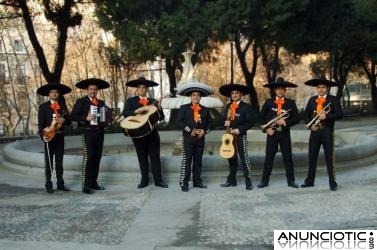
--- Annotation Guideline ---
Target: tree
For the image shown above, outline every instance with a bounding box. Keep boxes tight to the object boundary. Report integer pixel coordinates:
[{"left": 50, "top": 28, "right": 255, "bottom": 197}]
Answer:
[{"left": 0, "top": 0, "right": 84, "bottom": 83}]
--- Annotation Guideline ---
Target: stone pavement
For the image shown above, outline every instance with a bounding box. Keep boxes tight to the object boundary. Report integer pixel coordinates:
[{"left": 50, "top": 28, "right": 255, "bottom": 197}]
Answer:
[{"left": 0, "top": 117, "right": 376, "bottom": 250}]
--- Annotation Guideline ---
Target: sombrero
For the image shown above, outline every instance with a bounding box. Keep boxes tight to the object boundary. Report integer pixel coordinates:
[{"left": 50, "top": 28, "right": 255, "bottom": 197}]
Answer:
[
  {"left": 176, "top": 82, "right": 213, "bottom": 97},
  {"left": 304, "top": 77, "right": 338, "bottom": 87},
  {"left": 126, "top": 77, "right": 159, "bottom": 87},
  {"left": 75, "top": 78, "right": 110, "bottom": 90},
  {"left": 37, "top": 83, "right": 72, "bottom": 96},
  {"left": 263, "top": 77, "right": 297, "bottom": 88},
  {"left": 219, "top": 83, "right": 251, "bottom": 97}
]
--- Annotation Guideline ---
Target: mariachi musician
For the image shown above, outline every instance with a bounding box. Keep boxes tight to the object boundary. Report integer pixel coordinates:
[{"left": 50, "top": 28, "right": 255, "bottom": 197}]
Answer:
[
  {"left": 37, "top": 83, "right": 72, "bottom": 193},
  {"left": 219, "top": 84, "right": 255, "bottom": 190},
  {"left": 301, "top": 78, "right": 343, "bottom": 191},
  {"left": 258, "top": 77, "right": 299, "bottom": 189},
  {"left": 71, "top": 78, "right": 110, "bottom": 194},
  {"left": 176, "top": 83, "right": 213, "bottom": 192},
  {"left": 122, "top": 77, "right": 168, "bottom": 189}
]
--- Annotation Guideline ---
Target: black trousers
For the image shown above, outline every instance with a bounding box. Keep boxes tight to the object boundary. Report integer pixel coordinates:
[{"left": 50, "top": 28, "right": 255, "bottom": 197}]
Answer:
[
  {"left": 226, "top": 135, "right": 252, "bottom": 185},
  {"left": 44, "top": 133, "right": 65, "bottom": 187},
  {"left": 261, "top": 131, "right": 295, "bottom": 184},
  {"left": 132, "top": 130, "right": 163, "bottom": 184},
  {"left": 81, "top": 128, "right": 104, "bottom": 189},
  {"left": 305, "top": 127, "right": 336, "bottom": 186},
  {"left": 179, "top": 134, "right": 205, "bottom": 185}
]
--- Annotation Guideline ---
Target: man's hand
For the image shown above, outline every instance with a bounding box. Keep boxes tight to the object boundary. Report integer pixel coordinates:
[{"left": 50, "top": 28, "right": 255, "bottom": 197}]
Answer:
[
  {"left": 266, "top": 127, "right": 275, "bottom": 136},
  {"left": 196, "top": 129, "right": 205, "bottom": 139},
  {"left": 43, "top": 136, "right": 50, "bottom": 142},
  {"left": 276, "top": 118, "right": 286, "bottom": 126},
  {"left": 224, "top": 120, "right": 230, "bottom": 127},
  {"left": 318, "top": 113, "right": 326, "bottom": 120},
  {"left": 231, "top": 128, "right": 240, "bottom": 135},
  {"left": 191, "top": 128, "right": 197, "bottom": 137},
  {"left": 86, "top": 112, "right": 96, "bottom": 121},
  {"left": 310, "top": 125, "right": 319, "bottom": 132}
]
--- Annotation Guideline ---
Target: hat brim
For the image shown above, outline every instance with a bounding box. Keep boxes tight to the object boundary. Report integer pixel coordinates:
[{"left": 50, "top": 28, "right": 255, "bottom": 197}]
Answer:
[
  {"left": 37, "top": 83, "right": 72, "bottom": 96},
  {"left": 126, "top": 78, "right": 159, "bottom": 87},
  {"left": 263, "top": 82, "right": 297, "bottom": 88},
  {"left": 219, "top": 84, "right": 251, "bottom": 97},
  {"left": 75, "top": 78, "right": 110, "bottom": 89},
  {"left": 304, "top": 79, "right": 338, "bottom": 87},
  {"left": 176, "top": 82, "right": 213, "bottom": 97}
]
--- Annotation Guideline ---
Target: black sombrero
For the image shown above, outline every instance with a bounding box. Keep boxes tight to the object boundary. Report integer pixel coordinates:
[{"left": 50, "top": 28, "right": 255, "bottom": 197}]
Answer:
[
  {"left": 75, "top": 78, "right": 110, "bottom": 90},
  {"left": 37, "top": 83, "right": 72, "bottom": 96},
  {"left": 263, "top": 77, "right": 297, "bottom": 88},
  {"left": 304, "top": 77, "right": 338, "bottom": 87},
  {"left": 176, "top": 82, "right": 213, "bottom": 97},
  {"left": 126, "top": 77, "right": 159, "bottom": 88},
  {"left": 219, "top": 83, "right": 251, "bottom": 97}
]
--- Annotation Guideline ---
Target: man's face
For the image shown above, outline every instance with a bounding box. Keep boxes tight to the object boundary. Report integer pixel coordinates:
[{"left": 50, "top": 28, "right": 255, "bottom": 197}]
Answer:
[
  {"left": 137, "top": 85, "right": 148, "bottom": 97},
  {"left": 274, "top": 87, "right": 286, "bottom": 98},
  {"left": 190, "top": 91, "right": 201, "bottom": 104},
  {"left": 316, "top": 84, "right": 329, "bottom": 96},
  {"left": 49, "top": 89, "right": 59, "bottom": 101},
  {"left": 87, "top": 85, "right": 98, "bottom": 98},
  {"left": 231, "top": 90, "right": 242, "bottom": 102}
]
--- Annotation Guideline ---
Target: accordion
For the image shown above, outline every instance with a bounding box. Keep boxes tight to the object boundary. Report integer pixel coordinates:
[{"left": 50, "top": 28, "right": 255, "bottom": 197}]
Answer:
[{"left": 90, "top": 105, "right": 113, "bottom": 126}]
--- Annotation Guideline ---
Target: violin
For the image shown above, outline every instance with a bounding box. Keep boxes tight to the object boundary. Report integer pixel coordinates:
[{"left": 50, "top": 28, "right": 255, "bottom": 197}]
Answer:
[{"left": 43, "top": 112, "right": 63, "bottom": 142}]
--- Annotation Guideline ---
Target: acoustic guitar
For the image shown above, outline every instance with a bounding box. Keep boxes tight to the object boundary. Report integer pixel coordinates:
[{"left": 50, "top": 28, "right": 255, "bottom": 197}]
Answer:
[
  {"left": 120, "top": 105, "right": 160, "bottom": 138},
  {"left": 219, "top": 109, "right": 238, "bottom": 159}
]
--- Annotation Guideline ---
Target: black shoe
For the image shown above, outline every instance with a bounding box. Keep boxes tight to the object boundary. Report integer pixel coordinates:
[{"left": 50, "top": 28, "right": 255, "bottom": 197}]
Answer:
[
  {"left": 57, "top": 185, "right": 70, "bottom": 192},
  {"left": 45, "top": 182, "right": 53, "bottom": 193},
  {"left": 193, "top": 183, "right": 207, "bottom": 189},
  {"left": 90, "top": 184, "right": 105, "bottom": 190},
  {"left": 288, "top": 182, "right": 299, "bottom": 189},
  {"left": 245, "top": 181, "right": 253, "bottom": 190},
  {"left": 181, "top": 183, "right": 189, "bottom": 192},
  {"left": 301, "top": 183, "right": 314, "bottom": 188},
  {"left": 330, "top": 184, "right": 338, "bottom": 191},
  {"left": 155, "top": 182, "right": 168, "bottom": 188},
  {"left": 82, "top": 187, "right": 94, "bottom": 194},
  {"left": 220, "top": 182, "right": 237, "bottom": 187},
  {"left": 137, "top": 183, "right": 149, "bottom": 189},
  {"left": 257, "top": 182, "right": 269, "bottom": 188}
]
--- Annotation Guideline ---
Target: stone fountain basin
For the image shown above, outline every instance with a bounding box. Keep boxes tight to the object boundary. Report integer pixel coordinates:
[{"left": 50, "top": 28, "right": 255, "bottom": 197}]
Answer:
[{"left": 3, "top": 130, "right": 377, "bottom": 179}]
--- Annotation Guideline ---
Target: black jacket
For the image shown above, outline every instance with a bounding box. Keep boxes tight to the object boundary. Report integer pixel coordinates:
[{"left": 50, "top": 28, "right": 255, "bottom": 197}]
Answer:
[
  {"left": 222, "top": 101, "right": 254, "bottom": 135},
  {"left": 177, "top": 103, "right": 212, "bottom": 135},
  {"left": 122, "top": 96, "right": 165, "bottom": 121},
  {"left": 71, "top": 96, "right": 106, "bottom": 127},
  {"left": 260, "top": 97, "right": 299, "bottom": 132},
  {"left": 38, "top": 100, "right": 70, "bottom": 138},
  {"left": 304, "top": 94, "right": 343, "bottom": 130}
]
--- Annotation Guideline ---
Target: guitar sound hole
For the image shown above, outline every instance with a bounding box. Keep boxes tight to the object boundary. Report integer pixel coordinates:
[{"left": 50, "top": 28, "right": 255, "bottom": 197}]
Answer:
[{"left": 225, "top": 139, "right": 229, "bottom": 144}]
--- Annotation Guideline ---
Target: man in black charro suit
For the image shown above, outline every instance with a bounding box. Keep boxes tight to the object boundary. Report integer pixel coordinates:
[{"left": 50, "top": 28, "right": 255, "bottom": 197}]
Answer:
[
  {"left": 301, "top": 78, "right": 343, "bottom": 191},
  {"left": 219, "top": 84, "right": 255, "bottom": 190},
  {"left": 122, "top": 77, "right": 168, "bottom": 189},
  {"left": 71, "top": 78, "right": 110, "bottom": 194},
  {"left": 258, "top": 77, "right": 299, "bottom": 189},
  {"left": 37, "top": 83, "right": 71, "bottom": 193},
  {"left": 176, "top": 83, "right": 213, "bottom": 192}
]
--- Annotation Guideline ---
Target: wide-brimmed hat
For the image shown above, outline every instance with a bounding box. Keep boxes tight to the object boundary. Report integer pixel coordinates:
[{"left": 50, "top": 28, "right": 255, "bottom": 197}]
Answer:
[
  {"left": 37, "top": 83, "right": 72, "bottom": 96},
  {"left": 75, "top": 78, "right": 110, "bottom": 90},
  {"left": 126, "top": 77, "right": 159, "bottom": 88},
  {"left": 219, "top": 83, "right": 251, "bottom": 97},
  {"left": 304, "top": 77, "right": 338, "bottom": 87},
  {"left": 176, "top": 82, "right": 213, "bottom": 97},
  {"left": 263, "top": 77, "right": 297, "bottom": 88}
]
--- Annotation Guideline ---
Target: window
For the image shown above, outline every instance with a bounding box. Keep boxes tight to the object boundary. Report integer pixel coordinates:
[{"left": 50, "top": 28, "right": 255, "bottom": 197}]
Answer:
[
  {"left": 13, "top": 40, "right": 25, "bottom": 52},
  {"left": 0, "top": 63, "right": 5, "bottom": 83},
  {"left": 15, "top": 64, "right": 25, "bottom": 84}
]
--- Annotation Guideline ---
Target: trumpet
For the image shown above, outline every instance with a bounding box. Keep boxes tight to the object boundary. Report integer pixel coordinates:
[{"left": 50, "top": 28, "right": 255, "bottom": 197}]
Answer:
[
  {"left": 261, "top": 109, "right": 291, "bottom": 131},
  {"left": 306, "top": 102, "right": 331, "bottom": 129}
]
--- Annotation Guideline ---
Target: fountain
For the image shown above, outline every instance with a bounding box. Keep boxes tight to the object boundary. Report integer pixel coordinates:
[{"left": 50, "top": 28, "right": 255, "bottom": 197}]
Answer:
[{"left": 2, "top": 51, "right": 377, "bottom": 184}]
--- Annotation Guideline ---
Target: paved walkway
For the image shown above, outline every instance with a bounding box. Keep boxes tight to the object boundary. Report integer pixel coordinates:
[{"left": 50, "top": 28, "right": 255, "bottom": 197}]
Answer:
[{"left": 0, "top": 117, "right": 376, "bottom": 250}]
